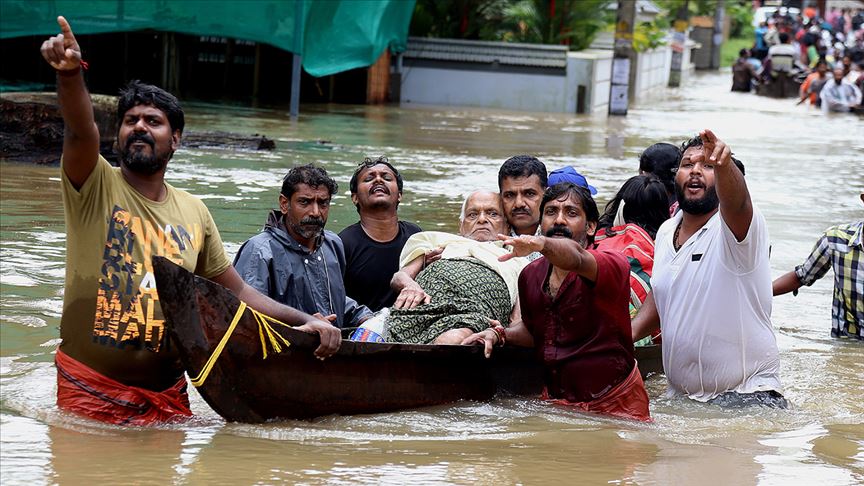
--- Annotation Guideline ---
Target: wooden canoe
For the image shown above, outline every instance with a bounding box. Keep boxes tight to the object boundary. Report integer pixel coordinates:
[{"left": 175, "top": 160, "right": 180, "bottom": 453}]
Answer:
[
  {"left": 153, "top": 256, "right": 663, "bottom": 423},
  {"left": 755, "top": 71, "right": 803, "bottom": 98}
]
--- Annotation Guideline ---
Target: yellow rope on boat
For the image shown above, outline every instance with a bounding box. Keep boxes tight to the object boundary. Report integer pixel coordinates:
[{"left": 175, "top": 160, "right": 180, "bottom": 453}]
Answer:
[
  {"left": 189, "top": 302, "right": 293, "bottom": 388},
  {"left": 251, "top": 307, "right": 293, "bottom": 359}
]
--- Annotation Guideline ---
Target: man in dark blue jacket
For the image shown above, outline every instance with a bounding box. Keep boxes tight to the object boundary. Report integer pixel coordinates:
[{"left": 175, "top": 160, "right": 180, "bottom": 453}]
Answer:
[{"left": 234, "top": 165, "right": 372, "bottom": 328}]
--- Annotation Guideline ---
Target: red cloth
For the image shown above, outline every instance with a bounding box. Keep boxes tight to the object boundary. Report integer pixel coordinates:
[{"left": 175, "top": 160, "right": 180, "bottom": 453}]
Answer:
[
  {"left": 594, "top": 223, "right": 655, "bottom": 307},
  {"left": 543, "top": 361, "right": 651, "bottom": 422},
  {"left": 55, "top": 349, "right": 191, "bottom": 426},
  {"left": 594, "top": 224, "right": 654, "bottom": 276},
  {"left": 594, "top": 223, "right": 661, "bottom": 343},
  {"left": 519, "top": 250, "right": 636, "bottom": 403}
]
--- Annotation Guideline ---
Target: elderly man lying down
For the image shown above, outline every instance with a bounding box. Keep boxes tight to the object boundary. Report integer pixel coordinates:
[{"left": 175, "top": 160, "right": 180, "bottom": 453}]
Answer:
[{"left": 384, "top": 191, "right": 528, "bottom": 345}]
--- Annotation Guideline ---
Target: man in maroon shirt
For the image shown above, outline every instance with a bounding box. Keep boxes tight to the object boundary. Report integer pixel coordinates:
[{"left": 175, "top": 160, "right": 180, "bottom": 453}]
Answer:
[{"left": 462, "top": 183, "right": 651, "bottom": 421}]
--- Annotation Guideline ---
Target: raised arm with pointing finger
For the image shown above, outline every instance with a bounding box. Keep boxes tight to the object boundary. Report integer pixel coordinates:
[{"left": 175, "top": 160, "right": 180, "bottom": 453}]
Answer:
[
  {"left": 40, "top": 16, "right": 99, "bottom": 189},
  {"left": 43, "top": 17, "right": 339, "bottom": 426},
  {"left": 645, "top": 130, "right": 784, "bottom": 407},
  {"left": 700, "top": 129, "right": 752, "bottom": 241}
]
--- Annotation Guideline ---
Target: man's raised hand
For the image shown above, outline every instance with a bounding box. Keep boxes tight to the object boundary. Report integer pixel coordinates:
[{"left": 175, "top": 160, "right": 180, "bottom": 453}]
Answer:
[
  {"left": 497, "top": 233, "right": 544, "bottom": 261},
  {"left": 40, "top": 16, "right": 81, "bottom": 71},
  {"left": 699, "top": 129, "right": 731, "bottom": 167}
]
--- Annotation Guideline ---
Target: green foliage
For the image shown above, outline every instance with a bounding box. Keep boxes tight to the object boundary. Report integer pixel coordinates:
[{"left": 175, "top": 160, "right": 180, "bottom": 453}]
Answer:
[
  {"left": 652, "top": 0, "right": 691, "bottom": 30},
  {"left": 721, "top": 36, "right": 751, "bottom": 67},
  {"left": 409, "top": 0, "right": 614, "bottom": 51},
  {"left": 488, "top": 0, "right": 543, "bottom": 43},
  {"left": 410, "top": 0, "right": 490, "bottom": 39},
  {"left": 633, "top": 21, "right": 669, "bottom": 52},
  {"left": 652, "top": 0, "right": 754, "bottom": 42},
  {"left": 726, "top": 1, "right": 754, "bottom": 39},
  {"left": 550, "top": 0, "right": 615, "bottom": 51}
]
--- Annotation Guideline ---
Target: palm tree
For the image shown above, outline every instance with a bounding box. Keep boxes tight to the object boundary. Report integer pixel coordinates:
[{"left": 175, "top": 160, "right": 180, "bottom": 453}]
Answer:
[{"left": 411, "top": 0, "right": 613, "bottom": 51}]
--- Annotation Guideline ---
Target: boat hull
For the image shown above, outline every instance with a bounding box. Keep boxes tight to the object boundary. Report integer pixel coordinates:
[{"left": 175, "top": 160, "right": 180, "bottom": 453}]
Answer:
[
  {"left": 755, "top": 72, "right": 803, "bottom": 98},
  {"left": 153, "top": 256, "right": 662, "bottom": 423}
]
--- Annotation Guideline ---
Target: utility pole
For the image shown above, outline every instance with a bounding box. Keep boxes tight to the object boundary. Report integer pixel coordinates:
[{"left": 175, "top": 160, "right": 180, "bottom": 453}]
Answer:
[
  {"left": 711, "top": 0, "right": 725, "bottom": 70},
  {"left": 289, "top": 0, "right": 304, "bottom": 119},
  {"left": 668, "top": 0, "right": 690, "bottom": 87},
  {"left": 609, "top": 0, "right": 636, "bottom": 116}
]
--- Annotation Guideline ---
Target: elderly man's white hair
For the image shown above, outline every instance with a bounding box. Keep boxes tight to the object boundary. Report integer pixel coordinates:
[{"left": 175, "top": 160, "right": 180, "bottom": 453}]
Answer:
[{"left": 459, "top": 190, "right": 501, "bottom": 223}]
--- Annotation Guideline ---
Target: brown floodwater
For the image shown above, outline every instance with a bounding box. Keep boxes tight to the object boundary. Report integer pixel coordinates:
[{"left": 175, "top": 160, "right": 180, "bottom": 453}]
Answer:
[{"left": 1, "top": 70, "right": 862, "bottom": 485}]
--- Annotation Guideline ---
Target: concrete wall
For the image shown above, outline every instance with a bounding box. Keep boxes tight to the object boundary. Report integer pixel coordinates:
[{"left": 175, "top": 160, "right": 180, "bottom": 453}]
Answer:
[
  {"left": 399, "top": 37, "right": 693, "bottom": 114},
  {"left": 567, "top": 49, "right": 613, "bottom": 114},
  {"left": 400, "top": 65, "right": 569, "bottom": 112},
  {"left": 633, "top": 47, "right": 672, "bottom": 99}
]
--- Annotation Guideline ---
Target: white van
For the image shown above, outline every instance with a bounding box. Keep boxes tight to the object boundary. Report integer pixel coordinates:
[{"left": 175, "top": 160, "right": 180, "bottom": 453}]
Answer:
[{"left": 752, "top": 6, "right": 802, "bottom": 27}]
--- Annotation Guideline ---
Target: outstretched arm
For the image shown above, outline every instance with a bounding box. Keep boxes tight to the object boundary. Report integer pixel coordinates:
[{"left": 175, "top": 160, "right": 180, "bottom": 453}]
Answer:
[
  {"left": 773, "top": 271, "right": 803, "bottom": 296},
  {"left": 211, "top": 266, "right": 340, "bottom": 359},
  {"left": 700, "top": 129, "right": 752, "bottom": 242},
  {"left": 40, "top": 16, "right": 99, "bottom": 189},
  {"left": 498, "top": 234, "right": 598, "bottom": 282},
  {"left": 631, "top": 292, "right": 660, "bottom": 342}
]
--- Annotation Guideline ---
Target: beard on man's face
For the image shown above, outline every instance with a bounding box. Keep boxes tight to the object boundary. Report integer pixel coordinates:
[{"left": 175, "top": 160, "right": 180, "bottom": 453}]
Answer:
[
  {"left": 289, "top": 216, "right": 326, "bottom": 240},
  {"left": 675, "top": 181, "right": 720, "bottom": 215},
  {"left": 118, "top": 132, "right": 171, "bottom": 175}
]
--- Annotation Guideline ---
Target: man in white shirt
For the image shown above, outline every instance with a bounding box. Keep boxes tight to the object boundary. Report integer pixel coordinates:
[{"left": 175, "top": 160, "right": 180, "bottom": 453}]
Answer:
[
  {"left": 820, "top": 67, "right": 863, "bottom": 113},
  {"left": 632, "top": 130, "right": 785, "bottom": 408},
  {"left": 765, "top": 32, "right": 797, "bottom": 78}
]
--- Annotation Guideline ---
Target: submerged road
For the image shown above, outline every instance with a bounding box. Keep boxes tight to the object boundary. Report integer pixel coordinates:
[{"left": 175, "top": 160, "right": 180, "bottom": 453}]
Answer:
[{"left": 1, "top": 69, "right": 862, "bottom": 484}]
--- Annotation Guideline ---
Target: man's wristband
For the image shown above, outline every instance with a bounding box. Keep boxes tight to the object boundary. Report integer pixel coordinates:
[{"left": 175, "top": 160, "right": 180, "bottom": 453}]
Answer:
[
  {"left": 56, "top": 60, "right": 89, "bottom": 77},
  {"left": 491, "top": 325, "right": 506, "bottom": 347}
]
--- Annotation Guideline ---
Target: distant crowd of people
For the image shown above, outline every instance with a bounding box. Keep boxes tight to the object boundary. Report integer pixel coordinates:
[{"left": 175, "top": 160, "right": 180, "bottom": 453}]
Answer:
[
  {"left": 732, "top": 6, "right": 863, "bottom": 112},
  {"left": 42, "top": 16, "right": 864, "bottom": 427}
]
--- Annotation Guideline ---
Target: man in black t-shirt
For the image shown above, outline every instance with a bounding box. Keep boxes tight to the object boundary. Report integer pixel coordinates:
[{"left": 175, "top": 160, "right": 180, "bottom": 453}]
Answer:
[{"left": 339, "top": 157, "right": 422, "bottom": 311}]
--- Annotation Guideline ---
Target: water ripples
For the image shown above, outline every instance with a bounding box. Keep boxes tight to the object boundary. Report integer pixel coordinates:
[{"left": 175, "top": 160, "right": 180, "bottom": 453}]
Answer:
[{"left": 1, "top": 70, "right": 862, "bottom": 484}]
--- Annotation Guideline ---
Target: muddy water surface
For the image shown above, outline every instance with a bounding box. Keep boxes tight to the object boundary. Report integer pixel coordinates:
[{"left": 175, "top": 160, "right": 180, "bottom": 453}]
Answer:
[{"left": 1, "top": 71, "right": 863, "bottom": 485}]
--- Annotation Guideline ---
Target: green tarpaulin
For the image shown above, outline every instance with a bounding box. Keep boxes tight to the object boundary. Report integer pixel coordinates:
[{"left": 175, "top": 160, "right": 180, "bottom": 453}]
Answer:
[{"left": 0, "top": 0, "right": 415, "bottom": 77}]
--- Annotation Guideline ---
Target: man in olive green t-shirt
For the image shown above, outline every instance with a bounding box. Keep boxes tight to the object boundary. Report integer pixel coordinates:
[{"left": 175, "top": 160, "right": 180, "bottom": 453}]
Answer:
[{"left": 41, "top": 16, "right": 340, "bottom": 425}]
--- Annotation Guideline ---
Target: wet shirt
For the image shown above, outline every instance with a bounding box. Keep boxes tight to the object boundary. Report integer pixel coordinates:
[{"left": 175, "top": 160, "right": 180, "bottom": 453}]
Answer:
[
  {"left": 767, "top": 43, "right": 796, "bottom": 73},
  {"left": 60, "top": 155, "right": 231, "bottom": 388},
  {"left": 233, "top": 211, "right": 372, "bottom": 328},
  {"left": 794, "top": 221, "right": 863, "bottom": 339},
  {"left": 820, "top": 80, "right": 863, "bottom": 112},
  {"left": 652, "top": 207, "right": 782, "bottom": 401},
  {"left": 339, "top": 221, "right": 421, "bottom": 311},
  {"left": 519, "top": 250, "right": 635, "bottom": 403}
]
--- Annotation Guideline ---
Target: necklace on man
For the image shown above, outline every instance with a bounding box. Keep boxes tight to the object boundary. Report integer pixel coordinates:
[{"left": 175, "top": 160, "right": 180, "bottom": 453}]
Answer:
[{"left": 673, "top": 220, "right": 683, "bottom": 252}]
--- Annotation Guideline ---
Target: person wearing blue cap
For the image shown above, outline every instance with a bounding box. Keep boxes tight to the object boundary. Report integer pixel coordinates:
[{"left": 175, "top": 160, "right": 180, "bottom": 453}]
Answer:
[{"left": 547, "top": 166, "right": 598, "bottom": 195}]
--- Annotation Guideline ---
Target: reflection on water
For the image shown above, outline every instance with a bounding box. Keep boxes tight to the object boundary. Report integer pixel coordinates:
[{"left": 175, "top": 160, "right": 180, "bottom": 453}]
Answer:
[{"left": 1, "top": 71, "right": 862, "bottom": 484}]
